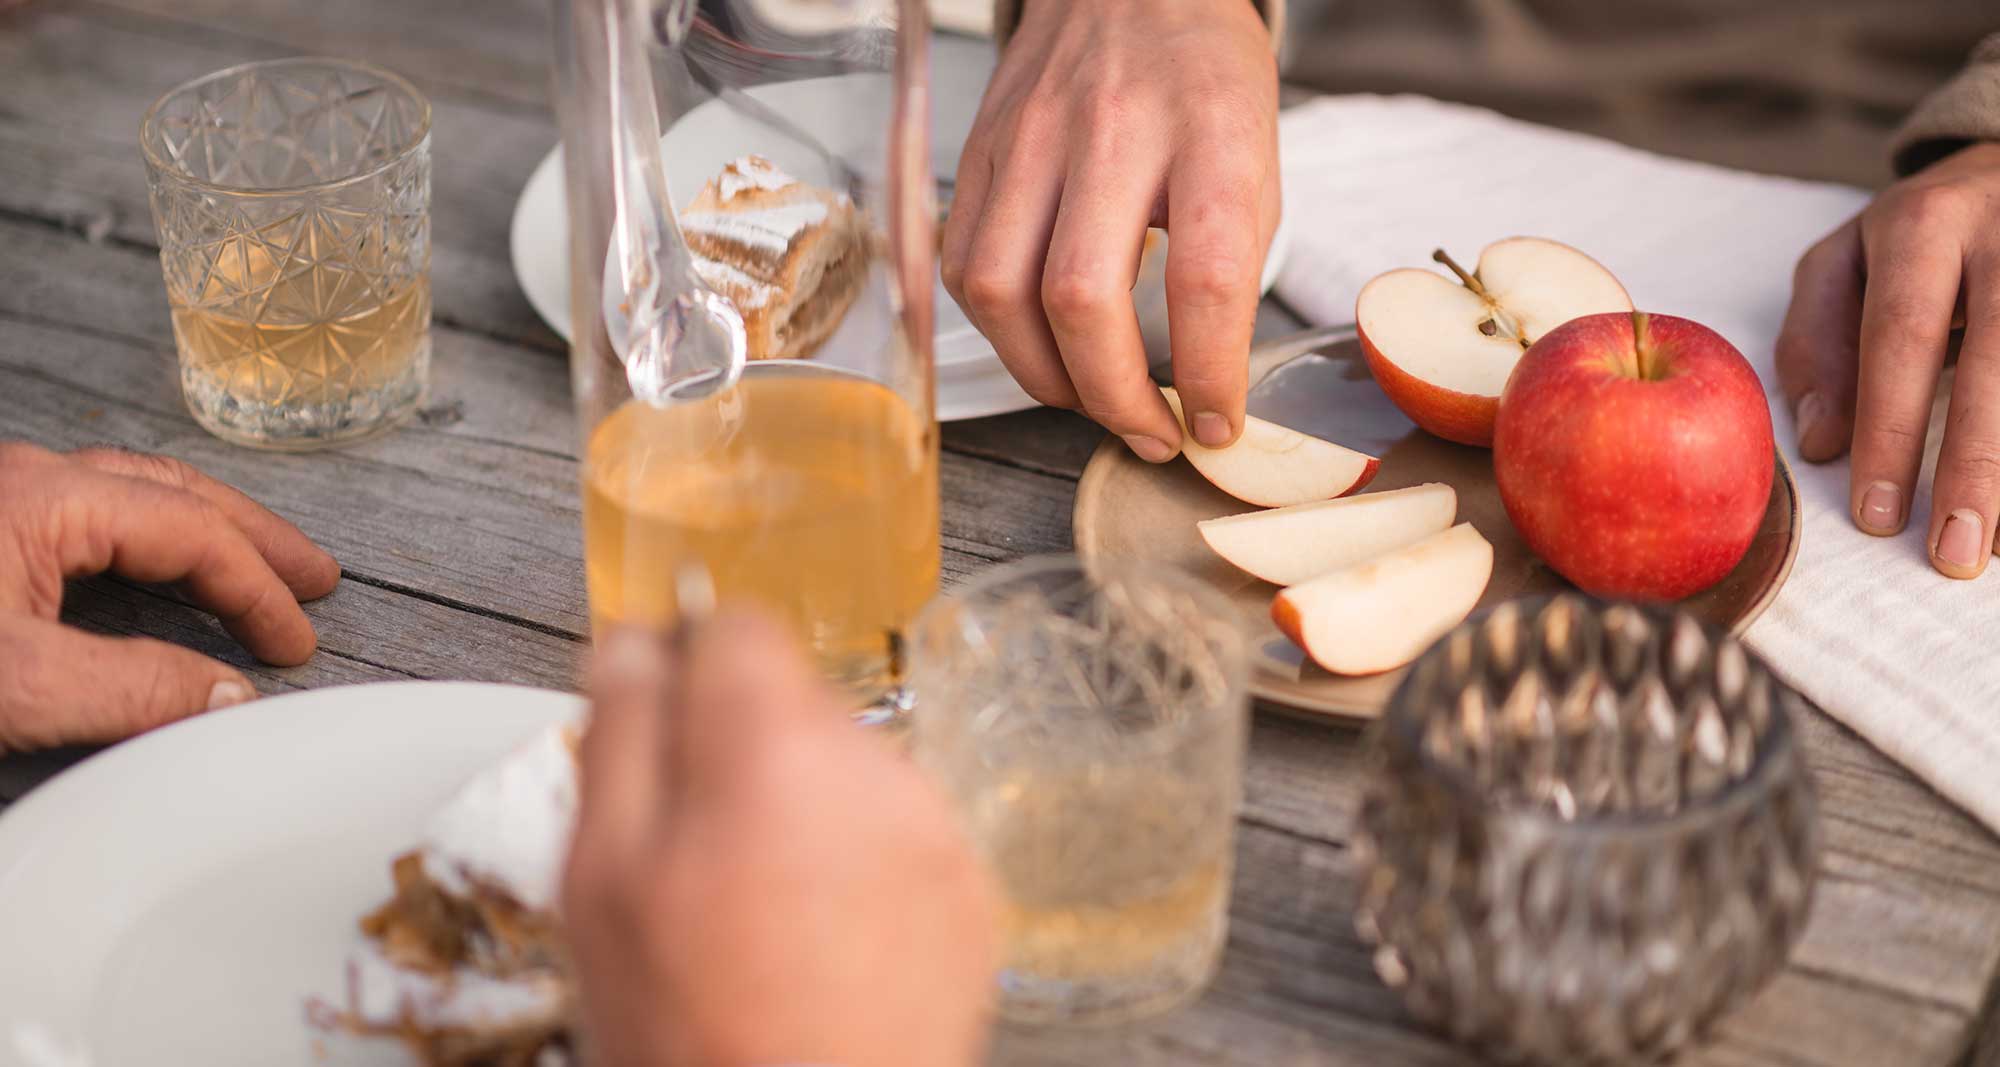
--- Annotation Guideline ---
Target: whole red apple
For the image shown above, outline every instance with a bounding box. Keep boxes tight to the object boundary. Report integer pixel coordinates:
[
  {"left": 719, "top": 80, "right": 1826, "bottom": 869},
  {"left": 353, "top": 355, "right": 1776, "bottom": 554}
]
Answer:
[{"left": 1493, "top": 311, "right": 1774, "bottom": 601}]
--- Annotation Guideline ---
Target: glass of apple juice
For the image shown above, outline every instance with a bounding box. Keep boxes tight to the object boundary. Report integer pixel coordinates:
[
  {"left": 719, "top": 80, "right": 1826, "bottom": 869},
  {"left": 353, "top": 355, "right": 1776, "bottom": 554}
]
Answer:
[{"left": 909, "top": 556, "right": 1251, "bottom": 1025}]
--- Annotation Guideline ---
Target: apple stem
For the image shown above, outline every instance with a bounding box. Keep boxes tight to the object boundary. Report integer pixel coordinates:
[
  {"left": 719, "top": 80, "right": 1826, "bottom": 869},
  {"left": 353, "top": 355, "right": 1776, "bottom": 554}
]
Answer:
[
  {"left": 1631, "top": 310, "right": 1654, "bottom": 379},
  {"left": 1431, "top": 249, "right": 1487, "bottom": 299}
]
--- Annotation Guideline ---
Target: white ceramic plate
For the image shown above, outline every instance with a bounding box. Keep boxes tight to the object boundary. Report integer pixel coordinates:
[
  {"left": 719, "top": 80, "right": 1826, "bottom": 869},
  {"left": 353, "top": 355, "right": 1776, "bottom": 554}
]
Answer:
[
  {"left": 0, "top": 682, "right": 584, "bottom": 1067},
  {"left": 508, "top": 35, "right": 1290, "bottom": 422}
]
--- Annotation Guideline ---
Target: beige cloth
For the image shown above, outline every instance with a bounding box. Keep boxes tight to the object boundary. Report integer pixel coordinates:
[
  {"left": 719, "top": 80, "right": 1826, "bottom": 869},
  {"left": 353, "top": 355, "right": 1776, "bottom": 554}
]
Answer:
[{"left": 1894, "top": 32, "right": 2000, "bottom": 174}]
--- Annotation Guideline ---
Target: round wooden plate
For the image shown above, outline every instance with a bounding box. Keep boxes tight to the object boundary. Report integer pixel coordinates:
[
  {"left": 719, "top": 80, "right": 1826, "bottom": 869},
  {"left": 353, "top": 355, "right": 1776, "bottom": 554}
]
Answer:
[{"left": 1072, "top": 326, "right": 1802, "bottom": 721}]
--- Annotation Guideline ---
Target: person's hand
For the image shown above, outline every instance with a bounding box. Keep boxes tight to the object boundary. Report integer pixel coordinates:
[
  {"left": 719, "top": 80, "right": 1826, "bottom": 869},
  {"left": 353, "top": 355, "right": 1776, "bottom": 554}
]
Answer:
[
  {"left": 0, "top": 444, "right": 339, "bottom": 751},
  {"left": 1776, "top": 141, "right": 2000, "bottom": 578},
  {"left": 940, "top": 0, "right": 1279, "bottom": 462},
  {"left": 563, "top": 613, "right": 996, "bottom": 1067}
]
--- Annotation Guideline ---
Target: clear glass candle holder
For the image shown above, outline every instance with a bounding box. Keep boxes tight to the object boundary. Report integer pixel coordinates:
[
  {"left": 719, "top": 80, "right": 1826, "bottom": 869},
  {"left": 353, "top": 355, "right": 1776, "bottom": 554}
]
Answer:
[
  {"left": 910, "top": 556, "right": 1250, "bottom": 1027},
  {"left": 1354, "top": 594, "right": 1820, "bottom": 1064},
  {"left": 141, "top": 57, "right": 432, "bottom": 451}
]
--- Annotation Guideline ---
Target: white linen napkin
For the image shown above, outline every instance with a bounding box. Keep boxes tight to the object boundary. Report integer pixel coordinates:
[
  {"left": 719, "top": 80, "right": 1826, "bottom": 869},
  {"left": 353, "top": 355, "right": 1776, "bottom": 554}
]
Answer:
[{"left": 1274, "top": 94, "right": 2000, "bottom": 832}]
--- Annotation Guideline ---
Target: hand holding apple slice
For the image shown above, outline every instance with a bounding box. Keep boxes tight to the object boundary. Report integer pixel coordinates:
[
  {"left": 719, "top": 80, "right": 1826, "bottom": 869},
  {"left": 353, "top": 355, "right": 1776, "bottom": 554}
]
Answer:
[
  {"left": 1199, "top": 482, "right": 1456, "bottom": 587},
  {"left": 1160, "top": 387, "right": 1379, "bottom": 508},
  {"left": 1356, "top": 237, "right": 1632, "bottom": 446},
  {"left": 1271, "top": 522, "right": 1493, "bottom": 675}
]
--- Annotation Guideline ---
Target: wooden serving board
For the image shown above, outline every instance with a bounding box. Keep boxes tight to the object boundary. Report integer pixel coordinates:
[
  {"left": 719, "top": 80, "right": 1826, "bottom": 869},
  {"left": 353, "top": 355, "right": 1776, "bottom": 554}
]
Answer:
[{"left": 1072, "top": 326, "right": 1801, "bottom": 721}]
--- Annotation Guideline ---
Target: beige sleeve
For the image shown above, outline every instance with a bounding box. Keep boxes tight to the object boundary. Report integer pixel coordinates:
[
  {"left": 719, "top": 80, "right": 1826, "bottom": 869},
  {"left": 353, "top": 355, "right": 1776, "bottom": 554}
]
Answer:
[
  {"left": 988, "top": 0, "right": 1284, "bottom": 52},
  {"left": 1892, "top": 32, "right": 2000, "bottom": 175}
]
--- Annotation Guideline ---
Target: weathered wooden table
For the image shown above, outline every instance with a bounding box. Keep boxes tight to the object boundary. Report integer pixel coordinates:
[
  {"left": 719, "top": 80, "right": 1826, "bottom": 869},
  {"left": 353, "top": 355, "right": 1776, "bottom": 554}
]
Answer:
[{"left": 4, "top": 2, "right": 1999, "bottom": 1064}]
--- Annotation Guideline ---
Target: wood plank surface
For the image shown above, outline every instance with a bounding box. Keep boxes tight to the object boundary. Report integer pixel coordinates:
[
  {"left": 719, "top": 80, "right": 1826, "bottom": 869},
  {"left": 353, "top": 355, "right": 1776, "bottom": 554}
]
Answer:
[{"left": 1, "top": 1, "right": 1997, "bottom": 1064}]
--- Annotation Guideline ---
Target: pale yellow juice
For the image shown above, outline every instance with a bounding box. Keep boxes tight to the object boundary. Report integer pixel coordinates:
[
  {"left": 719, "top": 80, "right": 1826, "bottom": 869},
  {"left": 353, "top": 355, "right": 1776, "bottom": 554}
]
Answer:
[
  {"left": 172, "top": 277, "right": 429, "bottom": 399},
  {"left": 582, "top": 365, "right": 939, "bottom": 700},
  {"left": 169, "top": 226, "right": 430, "bottom": 447},
  {"left": 974, "top": 768, "right": 1233, "bottom": 984}
]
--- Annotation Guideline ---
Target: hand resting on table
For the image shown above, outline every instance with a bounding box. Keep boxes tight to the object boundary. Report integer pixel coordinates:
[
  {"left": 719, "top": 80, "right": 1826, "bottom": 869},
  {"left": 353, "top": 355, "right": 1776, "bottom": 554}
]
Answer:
[
  {"left": 0, "top": 443, "right": 339, "bottom": 751},
  {"left": 1778, "top": 141, "right": 2000, "bottom": 579}
]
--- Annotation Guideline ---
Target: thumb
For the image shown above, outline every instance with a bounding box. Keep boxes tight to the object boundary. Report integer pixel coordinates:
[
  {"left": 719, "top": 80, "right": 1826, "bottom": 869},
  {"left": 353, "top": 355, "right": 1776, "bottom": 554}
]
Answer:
[{"left": 0, "top": 618, "right": 256, "bottom": 752}]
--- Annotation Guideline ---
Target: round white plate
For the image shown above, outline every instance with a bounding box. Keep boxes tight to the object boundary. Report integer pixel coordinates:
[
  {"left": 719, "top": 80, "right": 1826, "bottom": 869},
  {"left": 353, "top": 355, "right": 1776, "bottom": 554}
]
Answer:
[
  {"left": 508, "top": 35, "right": 1290, "bottom": 422},
  {"left": 0, "top": 682, "right": 584, "bottom": 1067}
]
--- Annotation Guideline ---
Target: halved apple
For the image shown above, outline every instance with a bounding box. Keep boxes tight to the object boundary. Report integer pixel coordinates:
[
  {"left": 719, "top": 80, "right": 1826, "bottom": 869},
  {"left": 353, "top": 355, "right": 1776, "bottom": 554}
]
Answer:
[
  {"left": 1271, "top": 522, "right": 1493, "bottom": 675},
  {"left": 1198, "top": 482, "right": 1456, "bottom": 587},
  {"left": 1160, "top": 388, "right": 1380, "bottom": 508},
  {"left": 1355, "top": 237, "right": 1632, "bottom": 447}
]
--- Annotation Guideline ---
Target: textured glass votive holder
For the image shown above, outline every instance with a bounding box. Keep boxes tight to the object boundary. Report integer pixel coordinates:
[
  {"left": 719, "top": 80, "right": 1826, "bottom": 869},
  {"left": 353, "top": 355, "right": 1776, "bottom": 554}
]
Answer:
[{"left": 1354, "top": 594, "right": 1820, "bottom": 1064}]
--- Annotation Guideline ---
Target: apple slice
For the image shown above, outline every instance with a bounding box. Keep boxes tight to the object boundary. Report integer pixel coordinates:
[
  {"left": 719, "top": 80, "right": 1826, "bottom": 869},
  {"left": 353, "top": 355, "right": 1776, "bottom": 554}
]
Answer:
[
  {"left": 1160, "top": 387, "right": 1380, "bottom": 508},
  {"left": 1356, "top": 237, "right": 1632, "bottom": 447},
  {"left": 1198, "top": 482, "right": 1456, "bottom": 587},
  {"left": 1271, "top": 522, "right": 1493, "bottom": 675}
]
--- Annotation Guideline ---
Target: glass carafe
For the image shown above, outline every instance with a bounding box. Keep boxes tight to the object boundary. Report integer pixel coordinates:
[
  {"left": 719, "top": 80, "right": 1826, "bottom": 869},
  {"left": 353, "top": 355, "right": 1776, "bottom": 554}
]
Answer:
[{"left": 552, "top": 0, "right": 938, "bottom": 709}]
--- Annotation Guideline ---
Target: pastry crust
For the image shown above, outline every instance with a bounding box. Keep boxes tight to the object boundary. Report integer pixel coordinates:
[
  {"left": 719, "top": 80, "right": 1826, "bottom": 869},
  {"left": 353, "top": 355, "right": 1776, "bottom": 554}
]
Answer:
[{"left": 680, "top": 155, "right": 868, "bottom": 361}]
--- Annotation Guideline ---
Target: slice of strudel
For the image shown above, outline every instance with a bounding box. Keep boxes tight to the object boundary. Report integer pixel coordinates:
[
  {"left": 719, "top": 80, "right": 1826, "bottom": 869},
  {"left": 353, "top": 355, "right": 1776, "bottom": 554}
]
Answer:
[
  {"left": 680, "top": 155, "right": 869, "bottom": 362},
  {"left": 311, "top": 724, "right": 581, "bottom": 1067}
]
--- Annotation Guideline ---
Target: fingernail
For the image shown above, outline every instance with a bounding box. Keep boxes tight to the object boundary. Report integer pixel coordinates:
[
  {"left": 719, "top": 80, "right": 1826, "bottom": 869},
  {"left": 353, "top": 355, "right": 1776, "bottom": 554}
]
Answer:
[
  {"left": 1935, "top": 509, "right": 1986, "bottom": 572},
  {"left": 206, "top": 680, "right": 253, "bottom": 710},
  {"left": 1858, "top": 481, "right": 1902, "bottom": 534},
  {"left": 1123, "top": 434, "right": 1176, "bottom": 463},
  {"left": 1793, "top": 391, "right": 1826, "bottom": 445},
  {"left": 1191, "top": 411, "right": 1233, "bottom": 448}
]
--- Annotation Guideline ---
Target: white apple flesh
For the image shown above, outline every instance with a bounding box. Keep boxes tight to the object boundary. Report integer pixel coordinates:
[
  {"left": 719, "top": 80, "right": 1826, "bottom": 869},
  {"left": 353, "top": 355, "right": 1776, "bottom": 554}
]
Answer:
[
  {"left": 1271, "top": 522, "right": 1494, "bottom": 675},
  {"left": 1198, "top": 482, "right": 1457, "bottom": 587},
  {"left": 1159, "top": 387, "right": 1380, "bottom": 508},
  {"left": 1355, "top": 237, "right": 1632, "bottom": 447}
]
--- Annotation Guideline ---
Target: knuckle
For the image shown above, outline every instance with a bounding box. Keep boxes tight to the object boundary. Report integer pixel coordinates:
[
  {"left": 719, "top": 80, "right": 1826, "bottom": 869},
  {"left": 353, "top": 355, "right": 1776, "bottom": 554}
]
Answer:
[
  {"left": 1173, "top": 364, "right": 1240, "bottom": 398},
  {"left": 1166, "top": 252, "right": 1251, "bottom": 310},
  {"left": 1079, "top": 393, "right": 1160, "bottom": 432},
  {"left": 147, "top": 454, "right": 196, "bottom": 490},
  {"left": 1859, "top": 415, "right": 1927, "bottom": 455},
  {"left": 1185, "top": 86, "right": 1267, "bottom": 128},
  {"left": 1871, "top": 291, "right": 1945, "bottom": 333},
  {"left": 1005, "top": 95, "right": 1064, "bottom": 155},
  {"left": 961, "top": 265, "right": 1028, "bottom": 318},
  {"left": 137, "top": 649, "right": 189, "bottom": 721},
  {"left": 1040, "top": 268, "right": 1117, "bottom": 323},
  {"left": 181, "top": 494, "right": 229, "bottom": 537},
  {"left": 1887, "top": 183, "right": 1969, "bottom": 234},
  {"left": 1942, "top": 434, "right": 2000, "bottom": 489},
  {"left": 1077, "top": 92, "right": 1135, "bottom": 151},
  {"left": 85, "top": 448, "right": 193, "bottom": 490}
]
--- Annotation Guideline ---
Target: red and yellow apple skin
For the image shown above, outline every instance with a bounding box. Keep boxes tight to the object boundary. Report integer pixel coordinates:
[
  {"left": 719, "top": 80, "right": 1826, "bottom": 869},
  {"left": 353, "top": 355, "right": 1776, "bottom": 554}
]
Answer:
[
  {"left": 1493, "top": 311, "right": 1774, "bottom": 601},
  {"left": 1356, "top": 332, "right": 1499, "bottom": 447}
]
